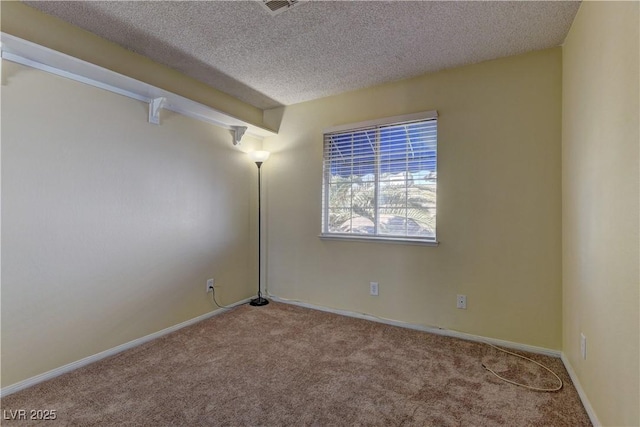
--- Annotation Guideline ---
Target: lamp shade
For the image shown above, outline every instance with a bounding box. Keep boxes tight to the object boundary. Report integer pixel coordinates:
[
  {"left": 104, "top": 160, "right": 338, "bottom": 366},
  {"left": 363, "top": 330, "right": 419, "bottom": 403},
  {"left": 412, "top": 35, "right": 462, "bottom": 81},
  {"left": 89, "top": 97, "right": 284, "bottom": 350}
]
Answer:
[{"left": 249, "top": 150, "right": 270, "bottom": 163}]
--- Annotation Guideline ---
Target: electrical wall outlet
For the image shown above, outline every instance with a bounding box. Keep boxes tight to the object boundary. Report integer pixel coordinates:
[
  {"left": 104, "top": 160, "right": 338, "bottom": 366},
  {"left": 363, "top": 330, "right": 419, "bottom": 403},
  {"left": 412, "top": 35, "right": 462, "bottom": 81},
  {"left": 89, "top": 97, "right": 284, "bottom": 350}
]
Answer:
[
  {"left": 370, "top": 282, "right": 379, "bottom": 296},
  {"left": 456, "top": 294, "right": 467, "bottom": 309},
  {"left": 206, "top": 278, "right": 215, "bottom": 293},
  {"left": 580, "top": 333, "right": 587, "bottom": 360}
]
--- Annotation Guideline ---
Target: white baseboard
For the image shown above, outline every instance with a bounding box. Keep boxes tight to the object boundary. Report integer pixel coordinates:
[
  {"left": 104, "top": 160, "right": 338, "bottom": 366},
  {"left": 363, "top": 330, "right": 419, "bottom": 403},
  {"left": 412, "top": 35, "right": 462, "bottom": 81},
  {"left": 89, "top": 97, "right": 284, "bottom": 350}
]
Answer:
[
  {"left": 269, "top": 295, "right": 561, "bottom": 358},
  {"left": 0, "top": 297, "right": 251, "bottom": 398},
  {"left": 560, "top": 352, "right": 601, "bottom": 426}
]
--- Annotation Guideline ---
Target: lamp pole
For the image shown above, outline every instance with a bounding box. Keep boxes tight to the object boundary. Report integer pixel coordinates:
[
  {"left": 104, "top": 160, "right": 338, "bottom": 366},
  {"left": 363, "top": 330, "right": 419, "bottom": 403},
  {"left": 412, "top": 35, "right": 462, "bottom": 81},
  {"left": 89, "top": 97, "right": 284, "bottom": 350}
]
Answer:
[{"left": 249, "top": 151, "right": 270, "bottom": 306}]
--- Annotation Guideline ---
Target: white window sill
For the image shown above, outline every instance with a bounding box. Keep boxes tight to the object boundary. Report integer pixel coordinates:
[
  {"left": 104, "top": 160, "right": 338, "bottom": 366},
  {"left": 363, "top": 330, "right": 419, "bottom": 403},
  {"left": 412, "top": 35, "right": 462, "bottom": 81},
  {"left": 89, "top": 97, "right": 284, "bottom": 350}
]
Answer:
[{"left": 319, "top": 234, "right": 439, "bottom": 247}]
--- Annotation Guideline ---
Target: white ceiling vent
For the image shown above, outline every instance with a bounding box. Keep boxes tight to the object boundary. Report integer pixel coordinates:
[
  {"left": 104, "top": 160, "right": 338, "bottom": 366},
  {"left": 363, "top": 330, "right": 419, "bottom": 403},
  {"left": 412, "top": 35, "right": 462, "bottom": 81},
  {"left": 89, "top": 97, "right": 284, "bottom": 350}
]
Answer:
[{"left": 260, "top": 0, "right": 304, "bottom": 16}]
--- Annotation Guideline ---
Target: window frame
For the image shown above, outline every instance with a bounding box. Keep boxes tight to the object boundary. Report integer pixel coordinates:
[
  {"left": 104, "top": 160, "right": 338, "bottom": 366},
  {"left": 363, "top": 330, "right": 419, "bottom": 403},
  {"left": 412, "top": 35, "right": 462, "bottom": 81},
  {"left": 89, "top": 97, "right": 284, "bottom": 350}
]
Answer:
[{"left": 320, "top": 110, "right": 439, "bottom": 246}]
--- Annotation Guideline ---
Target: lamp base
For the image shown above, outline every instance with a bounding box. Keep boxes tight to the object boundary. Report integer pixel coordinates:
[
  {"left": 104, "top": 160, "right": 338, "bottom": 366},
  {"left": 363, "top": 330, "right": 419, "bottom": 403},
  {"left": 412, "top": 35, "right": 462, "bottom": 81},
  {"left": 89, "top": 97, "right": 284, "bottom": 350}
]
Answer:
[{"left": 249, "top": 297, "right": 269, "bottom": 306}]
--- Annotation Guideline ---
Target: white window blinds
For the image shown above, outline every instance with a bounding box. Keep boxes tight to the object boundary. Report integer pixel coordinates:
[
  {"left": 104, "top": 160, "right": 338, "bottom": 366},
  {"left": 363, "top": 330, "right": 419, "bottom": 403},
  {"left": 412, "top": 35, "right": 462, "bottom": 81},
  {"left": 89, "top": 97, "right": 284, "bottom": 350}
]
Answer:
[{"left": 322, "top": 111, "right": 437, "bottom": 243}]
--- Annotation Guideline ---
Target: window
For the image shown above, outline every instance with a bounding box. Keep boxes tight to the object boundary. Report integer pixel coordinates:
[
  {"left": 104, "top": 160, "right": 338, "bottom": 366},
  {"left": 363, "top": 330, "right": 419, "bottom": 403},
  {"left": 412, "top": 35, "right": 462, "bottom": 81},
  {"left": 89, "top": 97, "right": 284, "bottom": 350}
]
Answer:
[{"left": 321, "top": 111, "right": 437, "bottom": 244}]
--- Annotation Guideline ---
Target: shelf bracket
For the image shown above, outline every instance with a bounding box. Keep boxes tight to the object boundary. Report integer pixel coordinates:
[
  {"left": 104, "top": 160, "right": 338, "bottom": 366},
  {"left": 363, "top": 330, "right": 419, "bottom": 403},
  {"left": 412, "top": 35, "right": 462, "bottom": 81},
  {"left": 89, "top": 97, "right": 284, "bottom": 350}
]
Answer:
[
  {"left": 232, "top": 126, "right": 248, "bottom": 145},
  {"left": 148, "top": 97, "right": 166, "bottom": 125}
]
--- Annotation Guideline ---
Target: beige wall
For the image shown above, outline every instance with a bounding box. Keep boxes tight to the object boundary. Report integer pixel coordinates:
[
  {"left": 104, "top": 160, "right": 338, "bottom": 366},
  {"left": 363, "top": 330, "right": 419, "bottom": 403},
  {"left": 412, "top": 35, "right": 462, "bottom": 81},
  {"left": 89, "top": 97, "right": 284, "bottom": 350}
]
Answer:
[
  {"left": 562, "top": 2, "right": 640, "bottom": 426},
  {"left": 1, "top": 61, "right": 260, "bottom": 387},
  {"left": 264, "top": 48, "right": 563, "bottom": 349}
]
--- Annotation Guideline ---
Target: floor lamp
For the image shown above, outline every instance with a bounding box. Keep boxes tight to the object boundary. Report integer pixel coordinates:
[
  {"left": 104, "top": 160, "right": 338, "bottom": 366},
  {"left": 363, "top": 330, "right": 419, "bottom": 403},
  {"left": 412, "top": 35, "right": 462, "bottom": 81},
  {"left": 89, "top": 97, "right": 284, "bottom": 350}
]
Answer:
[{"left": 249, "top": 150, "right": 270, "bottom": 306}]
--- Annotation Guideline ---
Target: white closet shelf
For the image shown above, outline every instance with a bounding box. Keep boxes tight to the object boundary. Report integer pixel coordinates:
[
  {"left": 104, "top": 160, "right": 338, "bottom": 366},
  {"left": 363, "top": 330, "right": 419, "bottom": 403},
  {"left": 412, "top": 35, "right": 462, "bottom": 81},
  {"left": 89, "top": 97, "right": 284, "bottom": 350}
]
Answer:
[{"left": 0, "top": 33, "right": 277, "bottom": 142}]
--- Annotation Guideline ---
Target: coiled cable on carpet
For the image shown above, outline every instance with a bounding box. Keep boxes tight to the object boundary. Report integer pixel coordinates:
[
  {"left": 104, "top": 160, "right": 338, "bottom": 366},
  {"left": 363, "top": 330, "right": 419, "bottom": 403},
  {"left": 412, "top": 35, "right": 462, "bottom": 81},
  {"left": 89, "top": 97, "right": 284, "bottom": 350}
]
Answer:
[{"left": 482, "top": 342, "right": 563, "bottom": 392}]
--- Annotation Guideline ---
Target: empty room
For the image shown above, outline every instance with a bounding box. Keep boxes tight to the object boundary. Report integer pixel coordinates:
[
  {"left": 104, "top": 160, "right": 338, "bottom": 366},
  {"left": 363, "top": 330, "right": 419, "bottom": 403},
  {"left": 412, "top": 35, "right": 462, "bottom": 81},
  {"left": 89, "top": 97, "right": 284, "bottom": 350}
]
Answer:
[{"left": 1, "top": 1, "right": 638, "bottom": 426}]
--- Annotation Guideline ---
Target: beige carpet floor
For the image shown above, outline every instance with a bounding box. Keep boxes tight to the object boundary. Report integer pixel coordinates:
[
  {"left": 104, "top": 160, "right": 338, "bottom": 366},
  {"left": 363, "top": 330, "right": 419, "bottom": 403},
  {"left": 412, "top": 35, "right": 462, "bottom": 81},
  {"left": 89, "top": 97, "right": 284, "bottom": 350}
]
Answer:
[{"left": 2, "top": 302, "right": 591, "bottom": 426}]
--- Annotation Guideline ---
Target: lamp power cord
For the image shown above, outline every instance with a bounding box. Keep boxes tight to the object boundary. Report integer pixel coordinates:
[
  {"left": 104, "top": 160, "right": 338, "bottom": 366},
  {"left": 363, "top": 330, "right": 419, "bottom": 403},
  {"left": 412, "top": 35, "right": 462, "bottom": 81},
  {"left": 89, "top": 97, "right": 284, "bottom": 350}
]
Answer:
[{"left": 211, "top": 287, "right": 236, "bottom": 309}]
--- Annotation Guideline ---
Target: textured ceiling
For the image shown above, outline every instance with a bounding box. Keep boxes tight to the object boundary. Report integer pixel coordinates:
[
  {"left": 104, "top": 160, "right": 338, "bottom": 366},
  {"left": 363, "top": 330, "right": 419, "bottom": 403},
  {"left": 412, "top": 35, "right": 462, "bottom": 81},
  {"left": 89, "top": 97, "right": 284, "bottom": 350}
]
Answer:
[{"left": 24, "top": 1, "right": 580, "bottom": 109}]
